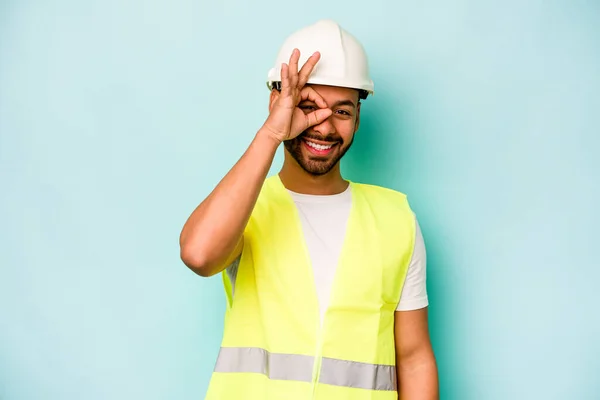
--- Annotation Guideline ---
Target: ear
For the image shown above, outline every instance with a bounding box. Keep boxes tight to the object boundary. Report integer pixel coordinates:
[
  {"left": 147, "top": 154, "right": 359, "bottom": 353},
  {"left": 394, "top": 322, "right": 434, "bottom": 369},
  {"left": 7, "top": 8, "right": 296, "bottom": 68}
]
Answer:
[
  {"left": 269, "top": 89, "right": 280, "bottom": 112},
  {"left": 354, "top": 101, "right": 361, "bottom": 133}
]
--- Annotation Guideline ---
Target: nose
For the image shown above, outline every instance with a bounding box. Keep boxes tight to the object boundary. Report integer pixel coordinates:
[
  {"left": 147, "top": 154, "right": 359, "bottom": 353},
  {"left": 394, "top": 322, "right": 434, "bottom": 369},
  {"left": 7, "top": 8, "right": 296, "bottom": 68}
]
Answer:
[{"left": 311, "top": 113, "right": 336, "bottom": 137}]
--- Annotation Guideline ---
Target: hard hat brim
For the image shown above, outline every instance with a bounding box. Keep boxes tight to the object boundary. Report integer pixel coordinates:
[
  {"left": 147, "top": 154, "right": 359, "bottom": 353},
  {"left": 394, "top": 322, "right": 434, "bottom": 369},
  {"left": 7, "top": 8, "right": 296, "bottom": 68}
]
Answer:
[{"left": 266, "top": 74, "right": 374, "bottom": 97}]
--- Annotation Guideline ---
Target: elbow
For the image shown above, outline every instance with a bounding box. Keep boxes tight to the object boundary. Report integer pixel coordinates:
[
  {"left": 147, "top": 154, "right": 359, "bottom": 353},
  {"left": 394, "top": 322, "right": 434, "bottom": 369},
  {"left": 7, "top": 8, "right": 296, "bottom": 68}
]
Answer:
[{"left": 179, "top": 246, "right": 218, "bottom": 278}]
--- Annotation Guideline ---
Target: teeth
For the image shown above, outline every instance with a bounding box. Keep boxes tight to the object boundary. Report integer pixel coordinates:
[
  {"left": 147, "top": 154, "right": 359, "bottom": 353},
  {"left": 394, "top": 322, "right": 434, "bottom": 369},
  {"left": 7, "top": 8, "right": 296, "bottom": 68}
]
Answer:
[{"left": 306, "top": 140, "right": 334, "bottom": 151}]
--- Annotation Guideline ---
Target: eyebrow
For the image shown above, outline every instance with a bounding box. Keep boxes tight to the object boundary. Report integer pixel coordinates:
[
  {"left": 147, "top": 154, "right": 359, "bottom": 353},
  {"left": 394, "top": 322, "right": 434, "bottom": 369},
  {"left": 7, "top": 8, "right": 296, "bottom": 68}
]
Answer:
[
  {"left": 331, "top": 100, "right": 357, "bottom": 109},
  {"left": 299, "top": 99, "right": 357, "bottom": 109}
]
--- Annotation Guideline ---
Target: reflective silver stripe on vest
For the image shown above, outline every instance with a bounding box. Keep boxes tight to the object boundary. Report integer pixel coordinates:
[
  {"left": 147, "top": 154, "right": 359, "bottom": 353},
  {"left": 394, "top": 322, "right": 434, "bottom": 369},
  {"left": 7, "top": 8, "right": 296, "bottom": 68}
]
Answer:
[
  {"left": 214, "top": 347, "right": 314, "bottom": 382},
  {"left": 319, "top": 357, "right": 397, "bottom": 391},
  {"left": 214, "top": 347, "right": 397, "bottom": 391}
]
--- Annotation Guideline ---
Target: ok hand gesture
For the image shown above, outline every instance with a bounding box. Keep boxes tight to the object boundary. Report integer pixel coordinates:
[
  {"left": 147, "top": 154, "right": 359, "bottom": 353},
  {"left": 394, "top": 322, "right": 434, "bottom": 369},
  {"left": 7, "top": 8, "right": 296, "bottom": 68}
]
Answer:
[{"left": 263, "top": 49, "right": 333, "bottom": 143}]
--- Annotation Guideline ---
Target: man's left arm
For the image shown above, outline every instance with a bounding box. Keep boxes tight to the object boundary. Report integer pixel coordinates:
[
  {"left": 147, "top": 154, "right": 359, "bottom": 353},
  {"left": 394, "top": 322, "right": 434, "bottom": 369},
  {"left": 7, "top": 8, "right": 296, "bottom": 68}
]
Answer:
[{"left": 395, "top": 308, "right": 439, "bottom": 399}]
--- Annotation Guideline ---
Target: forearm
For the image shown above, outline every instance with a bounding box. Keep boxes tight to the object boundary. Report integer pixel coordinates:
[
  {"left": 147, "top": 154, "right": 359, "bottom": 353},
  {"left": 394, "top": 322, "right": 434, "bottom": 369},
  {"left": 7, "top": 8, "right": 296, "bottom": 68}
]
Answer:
[
  {"left": 397, "top": 350, "right": 439, "bottom": 400},
  {"left": 179, "top": 128, "right": 280, "bottom": 276}
]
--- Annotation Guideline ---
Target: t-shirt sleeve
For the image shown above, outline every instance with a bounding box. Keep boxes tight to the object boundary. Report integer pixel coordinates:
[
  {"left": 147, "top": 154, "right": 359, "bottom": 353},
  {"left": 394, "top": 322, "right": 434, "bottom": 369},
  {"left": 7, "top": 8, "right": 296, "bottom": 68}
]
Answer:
[{"left": 396, "top": 213, "right": 429, "bottom": 311}]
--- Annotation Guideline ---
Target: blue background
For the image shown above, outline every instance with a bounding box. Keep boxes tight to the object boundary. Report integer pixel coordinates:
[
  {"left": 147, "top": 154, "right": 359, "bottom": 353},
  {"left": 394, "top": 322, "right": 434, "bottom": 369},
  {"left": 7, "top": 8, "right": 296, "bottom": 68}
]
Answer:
[{"left": 1, "top": 1, "right": 599, "bottom": 399}]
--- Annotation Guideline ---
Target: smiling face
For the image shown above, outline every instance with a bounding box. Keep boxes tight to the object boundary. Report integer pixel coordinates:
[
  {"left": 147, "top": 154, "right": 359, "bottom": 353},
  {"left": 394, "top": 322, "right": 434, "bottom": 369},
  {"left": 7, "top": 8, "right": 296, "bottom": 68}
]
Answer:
[{"left": 283, "top": 85, "right": 361, "bottom": 176}]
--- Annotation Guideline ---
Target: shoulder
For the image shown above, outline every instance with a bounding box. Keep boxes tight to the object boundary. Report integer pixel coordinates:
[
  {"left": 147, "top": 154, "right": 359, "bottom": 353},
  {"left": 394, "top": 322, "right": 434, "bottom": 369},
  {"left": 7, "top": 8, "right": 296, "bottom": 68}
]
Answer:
[
  {"left": 253, "top": 175, "right": 285, "bottom": 208},
  {"left": 351, "top": 181, "right": 415, "bottom": 225},
  {"left": 352, "top": 181, "right": 409, "bottom": 205}
]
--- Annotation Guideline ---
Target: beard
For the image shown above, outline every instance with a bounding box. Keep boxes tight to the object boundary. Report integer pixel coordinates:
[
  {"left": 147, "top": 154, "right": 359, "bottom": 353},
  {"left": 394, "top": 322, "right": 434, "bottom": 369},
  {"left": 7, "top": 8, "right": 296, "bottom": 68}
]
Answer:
[{"left": 283, "top": 131, "right": 355, "bottom": 176}]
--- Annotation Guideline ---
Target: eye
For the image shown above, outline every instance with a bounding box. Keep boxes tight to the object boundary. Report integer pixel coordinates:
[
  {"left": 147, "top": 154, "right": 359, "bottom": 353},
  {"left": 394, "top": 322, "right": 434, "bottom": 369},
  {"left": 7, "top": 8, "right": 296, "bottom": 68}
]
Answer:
[
  {"left": 299, "top": 105, "right": 316, "bottom": 111},
  {"left": 335, "top": 109, "right": 352, "bottom": 116}
]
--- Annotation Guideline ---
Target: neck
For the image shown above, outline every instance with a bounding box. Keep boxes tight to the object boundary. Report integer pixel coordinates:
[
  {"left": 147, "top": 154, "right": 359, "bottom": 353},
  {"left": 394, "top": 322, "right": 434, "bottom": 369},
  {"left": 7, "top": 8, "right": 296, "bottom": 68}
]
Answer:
[{"left": 279, "top": 158, "right": 349, "bottom": 195}]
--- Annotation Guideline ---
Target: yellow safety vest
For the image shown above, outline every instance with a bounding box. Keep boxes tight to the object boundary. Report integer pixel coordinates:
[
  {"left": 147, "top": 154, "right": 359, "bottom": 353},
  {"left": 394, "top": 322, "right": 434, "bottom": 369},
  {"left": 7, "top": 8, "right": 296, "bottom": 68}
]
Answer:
[{"left": 205, "top": 175, "right": 415, "bottom": 399}]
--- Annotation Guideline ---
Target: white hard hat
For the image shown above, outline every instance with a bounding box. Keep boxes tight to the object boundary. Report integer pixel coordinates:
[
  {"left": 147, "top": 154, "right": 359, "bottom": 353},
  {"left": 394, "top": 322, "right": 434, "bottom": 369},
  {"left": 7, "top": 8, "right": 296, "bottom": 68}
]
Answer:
[{"left": 266, "top": 20, "right": 374, "bottom": 99}]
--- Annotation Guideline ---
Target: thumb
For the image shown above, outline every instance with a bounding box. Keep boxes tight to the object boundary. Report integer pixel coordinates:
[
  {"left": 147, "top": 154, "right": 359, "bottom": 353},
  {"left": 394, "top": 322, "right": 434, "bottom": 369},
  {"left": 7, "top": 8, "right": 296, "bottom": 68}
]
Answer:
[{"left": 306, "top": 108, "right": 333, "bottom": 128}]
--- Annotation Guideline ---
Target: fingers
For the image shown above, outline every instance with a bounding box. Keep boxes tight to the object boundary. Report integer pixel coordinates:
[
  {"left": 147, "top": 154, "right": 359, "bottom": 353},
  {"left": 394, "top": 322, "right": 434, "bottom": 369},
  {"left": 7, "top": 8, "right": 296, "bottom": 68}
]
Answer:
[
  {"left": 280, "top": 49, "right": 301, "bottom": 95},
  {"left": 288, "top": 48, "right": 300, "bottom": 88},
  {"left": 306, "top": 108, "right": 333, "bottom": 129},
  {"left": 299, "top": 86, "right": 331, "bottom": 129},
  {"left": 280, "top": 63, "right": 290, "bottom": 94},
  {"left": 300, "top": 86, "right": 328, "bottom": 109},
  {"left": 282, "top": 49, "right": 319, "bottom": 93},
  {"left": 298, "top": 51, "right": 320, "bottom": 88}
]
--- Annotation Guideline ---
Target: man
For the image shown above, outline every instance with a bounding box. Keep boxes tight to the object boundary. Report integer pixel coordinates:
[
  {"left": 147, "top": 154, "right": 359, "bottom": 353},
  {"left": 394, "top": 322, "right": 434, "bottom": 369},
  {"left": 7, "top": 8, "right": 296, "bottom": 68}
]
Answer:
[{"left": 180, "top": 20, "right": 439, "bottom": 399}]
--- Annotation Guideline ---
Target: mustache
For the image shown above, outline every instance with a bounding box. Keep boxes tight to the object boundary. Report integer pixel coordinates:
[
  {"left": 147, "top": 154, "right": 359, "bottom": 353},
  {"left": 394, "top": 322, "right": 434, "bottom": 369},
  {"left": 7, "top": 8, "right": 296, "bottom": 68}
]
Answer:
[{"left": 298, "top": 131, "right": 343, "bottom": 143}]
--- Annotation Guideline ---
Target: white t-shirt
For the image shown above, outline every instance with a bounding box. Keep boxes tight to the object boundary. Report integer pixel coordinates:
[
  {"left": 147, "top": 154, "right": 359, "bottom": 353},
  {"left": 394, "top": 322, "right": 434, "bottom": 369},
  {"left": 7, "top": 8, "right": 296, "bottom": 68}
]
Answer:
[{"left": 226, "top": 185, "right": 428, "bottom": 322}]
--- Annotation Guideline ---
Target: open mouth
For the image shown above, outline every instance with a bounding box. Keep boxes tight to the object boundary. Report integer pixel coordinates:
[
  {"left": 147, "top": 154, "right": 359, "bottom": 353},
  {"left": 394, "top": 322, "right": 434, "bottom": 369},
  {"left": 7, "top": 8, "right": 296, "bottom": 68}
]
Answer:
[{"left": 302, "top": 138, "right": 338, "bottom": 156}]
